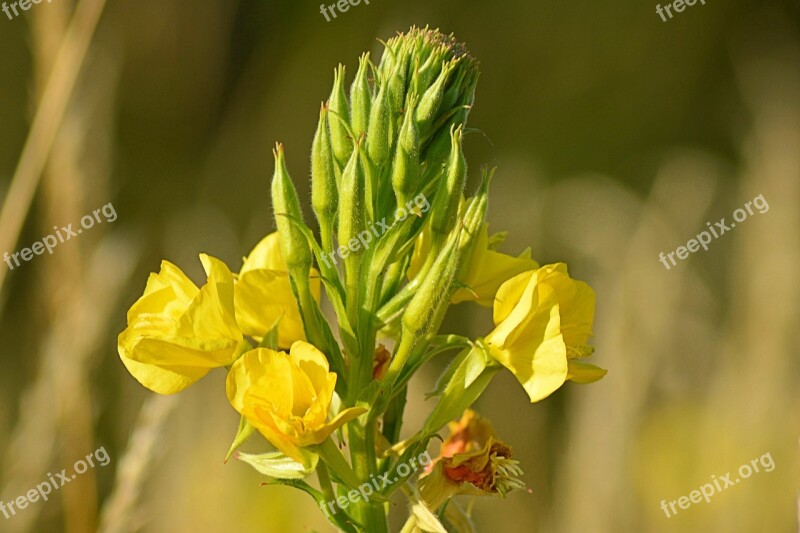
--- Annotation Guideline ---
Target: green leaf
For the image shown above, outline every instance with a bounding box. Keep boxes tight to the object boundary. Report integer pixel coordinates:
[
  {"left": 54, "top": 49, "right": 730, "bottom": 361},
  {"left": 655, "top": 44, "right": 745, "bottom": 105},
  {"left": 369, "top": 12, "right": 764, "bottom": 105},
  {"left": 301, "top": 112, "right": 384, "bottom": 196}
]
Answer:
[
  {"left": 422, "top": 348, "right": 501, "bottom": 436},
  {"left": 237, "top": 450, "right": 318, "bottom": 479},
  {"left": 259, "top": 478, "right": 362, "bottom": 533}
]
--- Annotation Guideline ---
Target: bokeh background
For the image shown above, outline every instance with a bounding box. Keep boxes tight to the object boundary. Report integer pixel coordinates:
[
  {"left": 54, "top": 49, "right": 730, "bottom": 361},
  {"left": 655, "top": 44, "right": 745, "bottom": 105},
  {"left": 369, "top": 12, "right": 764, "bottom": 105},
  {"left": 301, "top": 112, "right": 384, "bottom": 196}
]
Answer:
[{"left": 1, "top": 0, "right": 799, "bottom": 531}]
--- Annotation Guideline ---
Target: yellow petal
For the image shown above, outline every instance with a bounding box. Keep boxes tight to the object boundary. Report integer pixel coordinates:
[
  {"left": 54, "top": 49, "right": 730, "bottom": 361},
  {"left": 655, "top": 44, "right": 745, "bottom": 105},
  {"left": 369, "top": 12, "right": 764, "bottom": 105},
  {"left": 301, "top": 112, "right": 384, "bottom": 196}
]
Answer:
[
  {"left": 453, "top": 225, "right": 538, "bottom": 307},
  {"left": 127, "top": 261, "right": 198, "bottom": 322},
  {"left": 234, "top": 268, "right": 303, "bottom": 344},
  {"left": 180, "top": 255, "right": 240, "bottom": 340},
  {"left": 538, "top": 264, "right": 595, "bottom": 347},
  {"left": 250, "top": 405, "right": 307, "bottom": 463},
  {"left": 234, "top": 235, "right": 320, "bottom": 348},
  {"left": 121, "top": 333, "right": 240, "bottom": 368},
  {"left": 304, "top": 406, "right": 367, "bottom": 446},
  {"left": 288, "top": 340, "right": 330, "bottom": 393},
  {"left": 241, "top": 232, "right": 287, "bottom": 273},
  {"left": 119, "top": 338, "right": 210, "bottom": 394},
  {"left": 487, "top": 287, "right": 569, "bottom": 402},
  {"left": 492, "top": 270, "right": 536, "bottom": 326},
  {"left": 227, "top": 348, "right": 294, "bottom": 415}
]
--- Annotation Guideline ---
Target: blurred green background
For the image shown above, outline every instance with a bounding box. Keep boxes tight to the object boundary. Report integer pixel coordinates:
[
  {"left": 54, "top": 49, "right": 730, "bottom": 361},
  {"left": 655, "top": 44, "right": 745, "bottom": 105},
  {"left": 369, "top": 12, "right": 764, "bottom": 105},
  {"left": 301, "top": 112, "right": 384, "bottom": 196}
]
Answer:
[{"left": 1, "top": 0, "right": 798, "bottom": 531}]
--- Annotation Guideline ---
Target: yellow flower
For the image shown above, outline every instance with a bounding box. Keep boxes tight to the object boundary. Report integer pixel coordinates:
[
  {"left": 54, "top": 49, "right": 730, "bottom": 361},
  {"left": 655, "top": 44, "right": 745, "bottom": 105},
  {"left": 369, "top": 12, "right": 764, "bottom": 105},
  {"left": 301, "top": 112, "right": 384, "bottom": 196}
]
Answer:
[
  {"left": 419, "top": 410, "right": 524, "bottom": 510},
  {"left": 118, "top": 254, "right": 245, "bottom": 395},
  {"left": 484, "top": 263, "right": 606, "bottom": 402},
  {"left": 226, "top": 342, "right": 365, "bottom": 464},
  {"left": 409, "top": 221, "right": 537, "bottom": 307},
  {"left": 234, "top": 232, "right": 320, "bottom": 348}
]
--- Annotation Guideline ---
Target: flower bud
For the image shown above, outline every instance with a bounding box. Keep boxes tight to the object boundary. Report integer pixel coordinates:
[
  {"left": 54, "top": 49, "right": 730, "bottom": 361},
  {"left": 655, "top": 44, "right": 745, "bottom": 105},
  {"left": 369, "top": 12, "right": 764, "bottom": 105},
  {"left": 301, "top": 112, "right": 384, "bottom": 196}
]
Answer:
[
  {"left": 328, "top": 64, "right": 353, "bottom": 166},
  {"left": 455, "top": 169, "right": 491, "bottom": 274},
  {"left": 390, "top": 94, "right": 420, "bottom": 206},
  {"left": 338, "top": 142, "right": 368, "bottom": 256},
  {"left": 401, "top": 228, "right": 459, "bottom": 338},
  {"left": 429, "top": 126, "right": 467, "bottom": 241},
  {"left": 367, "top": 83, "right": 393, "bottom": 167},
  {"left": 271, "top": 144, "right": 311, "bottom": 272},
  {"left": 311, "top": 104, "right": 338, "bottom": 252},
  {"left": 350, "top": 53, "right": 372, "bottom": 137},
  {"left": 415, "top": 59, "right": 456, "bottom": 137},
  {"left": 338, "top": 141, "right": 368, "bottom": 317},
  {"left": 386, "top": 43, "right": 410, "bottom": 115}
]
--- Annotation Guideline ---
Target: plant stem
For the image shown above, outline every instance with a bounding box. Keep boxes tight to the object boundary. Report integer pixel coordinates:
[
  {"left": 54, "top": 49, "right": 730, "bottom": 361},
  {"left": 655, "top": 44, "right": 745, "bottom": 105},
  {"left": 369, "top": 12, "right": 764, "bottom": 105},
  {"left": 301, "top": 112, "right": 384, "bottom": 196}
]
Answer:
[{"left": 349, "top": 419, "right": 387, "bottom": 532}]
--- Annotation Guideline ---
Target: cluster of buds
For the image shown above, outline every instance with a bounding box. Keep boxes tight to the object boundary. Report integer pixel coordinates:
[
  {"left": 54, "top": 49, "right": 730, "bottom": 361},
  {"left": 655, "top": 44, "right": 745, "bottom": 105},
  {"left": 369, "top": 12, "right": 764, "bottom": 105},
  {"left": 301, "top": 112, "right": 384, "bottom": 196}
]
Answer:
[{"left": 117, "top": 26, "right": 605, "bottom": 533}]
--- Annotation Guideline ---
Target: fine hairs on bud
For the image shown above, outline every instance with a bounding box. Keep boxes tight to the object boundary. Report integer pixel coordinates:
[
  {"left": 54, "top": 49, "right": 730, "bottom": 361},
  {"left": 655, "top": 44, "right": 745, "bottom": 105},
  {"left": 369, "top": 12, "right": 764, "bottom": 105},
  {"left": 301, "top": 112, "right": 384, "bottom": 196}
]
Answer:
[{"left": 271, "top": 143, "right": 311, "bottom": 271}]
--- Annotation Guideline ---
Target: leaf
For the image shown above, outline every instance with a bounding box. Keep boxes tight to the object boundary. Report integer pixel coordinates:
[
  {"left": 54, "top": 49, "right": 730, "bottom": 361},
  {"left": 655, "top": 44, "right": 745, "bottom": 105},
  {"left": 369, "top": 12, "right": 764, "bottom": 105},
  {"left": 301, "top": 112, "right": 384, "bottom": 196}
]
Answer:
[
  {"left": 259, "top": 477, "right": 360, "bottom": 533},
  {"left": 463, "top": 347, "right": 487, "bottom": 388},
  {"left": 237, "top": 450, "right": 319, "bottom": 479}
]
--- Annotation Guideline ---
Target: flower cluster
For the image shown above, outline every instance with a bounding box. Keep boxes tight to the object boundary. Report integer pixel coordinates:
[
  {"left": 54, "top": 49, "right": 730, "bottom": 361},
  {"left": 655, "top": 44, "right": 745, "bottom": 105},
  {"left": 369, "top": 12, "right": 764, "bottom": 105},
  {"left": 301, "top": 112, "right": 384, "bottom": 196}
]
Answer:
[{"left": 118, "top": 26, "right": 605, "bottom": 532}]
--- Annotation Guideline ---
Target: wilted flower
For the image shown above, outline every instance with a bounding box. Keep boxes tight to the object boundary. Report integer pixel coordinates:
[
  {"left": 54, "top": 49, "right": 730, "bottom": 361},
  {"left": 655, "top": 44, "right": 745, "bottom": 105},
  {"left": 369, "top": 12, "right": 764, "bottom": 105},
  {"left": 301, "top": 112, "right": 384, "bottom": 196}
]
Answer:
[
  {"left": 118, "top": 255, "right": 245, "bottom": 395},
  {"left": 419, "top": 409, "right": 525, "bottom": 510}
]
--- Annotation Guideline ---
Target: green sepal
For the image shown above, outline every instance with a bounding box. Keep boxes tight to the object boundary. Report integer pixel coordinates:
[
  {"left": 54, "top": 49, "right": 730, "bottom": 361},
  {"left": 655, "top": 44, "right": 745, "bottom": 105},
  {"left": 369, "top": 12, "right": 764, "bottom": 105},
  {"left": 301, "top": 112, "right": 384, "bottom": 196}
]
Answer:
[
  {"left": 237, "top": 450, "right": 319, "bottom": 479},
  {"left": 257, "top": 322, "right": 279, "bottom": 349},
  {"left": 225, "top": 414, "right": 257, "bottom": 463}
]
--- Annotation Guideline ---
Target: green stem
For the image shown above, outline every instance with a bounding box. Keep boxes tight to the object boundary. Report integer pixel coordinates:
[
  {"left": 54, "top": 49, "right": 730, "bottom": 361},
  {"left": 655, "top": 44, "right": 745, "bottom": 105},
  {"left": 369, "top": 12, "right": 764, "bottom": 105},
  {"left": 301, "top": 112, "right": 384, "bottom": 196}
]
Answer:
[
  {"left": 349, "top": 419, "right": 388, "bottom": 532},
  {"left": 316, "top": 437, "right": 360, "bottom": 489},
  {"left": 317, "top": 462, "right": 336, "bottom": 507}
]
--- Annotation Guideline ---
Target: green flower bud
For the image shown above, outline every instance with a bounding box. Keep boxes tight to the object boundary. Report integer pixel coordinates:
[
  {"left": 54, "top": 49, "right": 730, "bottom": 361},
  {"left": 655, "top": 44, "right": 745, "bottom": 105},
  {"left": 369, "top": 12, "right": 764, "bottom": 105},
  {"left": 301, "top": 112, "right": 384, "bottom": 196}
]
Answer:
[
  {"left": 338, "top": 141, "right": 368, "bottom": 319},
  {"left": 455, "top": 168, "right": 492, "bottom": 279},
  {"left": 328, "top": 64, "right": 353, "bottom": 166},
  {"left": 311, "top": 104, "right": 338, "bottom": 252},
  {"left": 401, "top": 227, "right": 459, "bottom": 338},
  {"left": 391, "top": 94, "right": 420, "bottom": 206},
  {"left": 410, "top": 48, "right": 445, "bottom": 96},
  {"left": 429, "top": 126, "right": 467, "bottom": 240},
  {"left": 338, "top": 142, "right": 367, "bottom": 252},
  {"left": 350, "top": 53, "right": 372, "bottom": 137},
  {"left": 415, "top": 59, "right": 456, "bottom": 137},
  {"left": 367, "top": 83, "right": 392, "bottom": 167},
  {"left": 386, "top": 52, "right": 409, "bottom": 116},
  {"left": 271, "top": 144, "right": 311, "bottom": 272}
]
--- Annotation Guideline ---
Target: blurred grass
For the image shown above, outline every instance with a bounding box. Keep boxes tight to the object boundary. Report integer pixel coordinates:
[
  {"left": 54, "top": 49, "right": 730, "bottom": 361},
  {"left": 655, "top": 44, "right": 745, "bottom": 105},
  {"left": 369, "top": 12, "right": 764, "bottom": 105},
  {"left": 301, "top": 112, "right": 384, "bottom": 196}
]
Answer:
[{"left": 1, "top": 1, "right": 798, "bottom": 532}]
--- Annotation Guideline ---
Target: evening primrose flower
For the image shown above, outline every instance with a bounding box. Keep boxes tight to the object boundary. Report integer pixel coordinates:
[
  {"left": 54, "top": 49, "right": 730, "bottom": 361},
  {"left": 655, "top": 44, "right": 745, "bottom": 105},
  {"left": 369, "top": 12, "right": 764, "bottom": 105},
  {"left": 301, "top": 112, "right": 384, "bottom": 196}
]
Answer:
[
  {"left": 226, "top": 342, "right": 365, "bottom": 464},
  {"left": 118, "top": 254, "right": 246, "bottom": 395},
  {"left": 409, "top": 220, "right": 537, "bottom": 307},
  {"left": 233, "top": 232, "right": 320, "bottom": 348},
  {"left": 419, "top": 409, "right": 525, "bottom": 510},
  {"left": 484, "top": 263, "right": 606, "bottom": 403}
]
